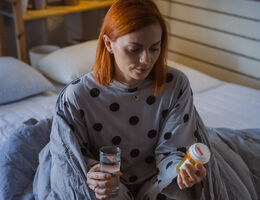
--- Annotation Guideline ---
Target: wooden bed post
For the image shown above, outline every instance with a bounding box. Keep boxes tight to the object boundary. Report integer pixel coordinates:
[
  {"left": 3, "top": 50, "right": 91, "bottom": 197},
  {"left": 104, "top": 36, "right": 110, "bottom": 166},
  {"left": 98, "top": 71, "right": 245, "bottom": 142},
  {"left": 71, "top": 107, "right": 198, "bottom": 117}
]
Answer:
[{"left": 10, "top": 0, "right": 28, "bottom": 62}]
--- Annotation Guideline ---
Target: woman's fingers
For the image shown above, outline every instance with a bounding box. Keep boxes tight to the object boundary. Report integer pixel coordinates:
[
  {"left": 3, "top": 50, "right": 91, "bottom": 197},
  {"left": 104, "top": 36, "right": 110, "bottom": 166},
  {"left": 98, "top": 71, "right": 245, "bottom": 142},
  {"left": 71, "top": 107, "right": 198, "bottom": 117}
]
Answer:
[
  {"left": 94, "top": 188, "right": 109, "bottom": 200},
  {"left": 178, "top": 164, "right": 207, "bottom": 190},
  {"left": 87, "top": 177, "right": 115, "bottom": 188},
  {"left": 180, "top": 169, "right": 194, "bottom": 188},
  {"left": 177, "top": 174, "right": 185, "bottom": 190},
  {"left": 95, "top": 186, "right": 113, "bottom": 195},
  {"left": 87, "top": 171, "right": 112, "bottom": 180},
  {"left": 195, "top": 164, "right": 207, "bottom": 178},
  {"left": 184, "top": 164, "right": 200, "bottom": 183}
]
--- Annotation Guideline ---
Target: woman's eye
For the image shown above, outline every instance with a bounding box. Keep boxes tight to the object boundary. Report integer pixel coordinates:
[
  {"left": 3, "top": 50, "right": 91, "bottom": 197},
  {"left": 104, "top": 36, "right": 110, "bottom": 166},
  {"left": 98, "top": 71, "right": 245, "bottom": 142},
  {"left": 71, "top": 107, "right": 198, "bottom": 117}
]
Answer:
[
  {"left": 129, "top": 48, "right": 140, "bottom": 53},
  {"left": 151, "top": 48, "right": 159, "bottom": 51}
]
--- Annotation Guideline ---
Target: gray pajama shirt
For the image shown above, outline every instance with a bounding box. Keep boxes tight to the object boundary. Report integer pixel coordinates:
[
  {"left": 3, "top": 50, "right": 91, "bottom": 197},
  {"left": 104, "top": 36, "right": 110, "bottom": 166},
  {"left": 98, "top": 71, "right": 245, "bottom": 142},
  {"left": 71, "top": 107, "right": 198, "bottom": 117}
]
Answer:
[{"left": 56, "top": 66, "right": 200, "bottom": 199}]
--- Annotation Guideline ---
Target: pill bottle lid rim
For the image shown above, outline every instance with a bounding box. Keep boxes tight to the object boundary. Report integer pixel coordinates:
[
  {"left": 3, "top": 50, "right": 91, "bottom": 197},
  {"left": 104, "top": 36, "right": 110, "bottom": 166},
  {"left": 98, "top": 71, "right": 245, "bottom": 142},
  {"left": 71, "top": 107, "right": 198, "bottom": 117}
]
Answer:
[{"left": 189, "top": 143, "right": 211, "bottom": 163}]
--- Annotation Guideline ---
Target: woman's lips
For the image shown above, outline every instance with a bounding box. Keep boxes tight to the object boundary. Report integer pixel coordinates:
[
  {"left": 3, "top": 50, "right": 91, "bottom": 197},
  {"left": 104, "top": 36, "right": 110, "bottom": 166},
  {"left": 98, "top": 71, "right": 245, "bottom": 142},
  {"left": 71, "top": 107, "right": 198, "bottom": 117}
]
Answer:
[{"left": 135, "top": 67, "right": 148, "bottom": 73}]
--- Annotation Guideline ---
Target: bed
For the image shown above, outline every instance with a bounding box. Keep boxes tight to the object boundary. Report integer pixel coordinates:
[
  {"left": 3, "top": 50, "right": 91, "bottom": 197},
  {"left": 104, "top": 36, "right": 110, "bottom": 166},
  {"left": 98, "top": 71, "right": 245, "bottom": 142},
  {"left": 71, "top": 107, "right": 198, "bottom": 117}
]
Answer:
[
  {"left": 1, "top": 48, "right": 260, "bottom": 144},
  {"left": 0, "top": 41, "right": 259, "bottom": 199}
]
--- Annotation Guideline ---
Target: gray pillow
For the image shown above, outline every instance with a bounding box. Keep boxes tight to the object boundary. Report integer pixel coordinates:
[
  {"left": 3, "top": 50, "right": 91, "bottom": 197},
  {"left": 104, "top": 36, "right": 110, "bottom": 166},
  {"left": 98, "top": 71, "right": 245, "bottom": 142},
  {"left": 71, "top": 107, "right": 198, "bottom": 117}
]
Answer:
[{"left": 0, "top": 57, "right": 55, "bottom": 104}]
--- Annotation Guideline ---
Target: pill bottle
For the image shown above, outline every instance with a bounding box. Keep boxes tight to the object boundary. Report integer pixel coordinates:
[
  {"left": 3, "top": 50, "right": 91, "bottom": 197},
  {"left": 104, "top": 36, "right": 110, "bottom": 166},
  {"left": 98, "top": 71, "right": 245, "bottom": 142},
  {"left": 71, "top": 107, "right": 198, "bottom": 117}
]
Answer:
[{"left": 176, "top": 143, "right": 210, "bottom": 174}]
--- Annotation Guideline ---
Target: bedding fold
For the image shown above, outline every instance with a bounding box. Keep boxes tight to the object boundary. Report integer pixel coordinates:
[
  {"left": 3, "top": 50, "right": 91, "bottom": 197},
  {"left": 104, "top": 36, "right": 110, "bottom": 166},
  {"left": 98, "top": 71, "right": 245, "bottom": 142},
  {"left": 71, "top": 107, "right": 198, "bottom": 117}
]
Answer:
[{"left": 0, "top": 116, "right": 259, "bottom": 200}]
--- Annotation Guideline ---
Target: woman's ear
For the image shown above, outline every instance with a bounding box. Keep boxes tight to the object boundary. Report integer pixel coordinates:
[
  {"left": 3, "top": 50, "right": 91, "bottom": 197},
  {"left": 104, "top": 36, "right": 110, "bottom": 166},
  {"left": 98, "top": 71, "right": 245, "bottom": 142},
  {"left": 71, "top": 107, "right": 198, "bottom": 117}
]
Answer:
[{"left": 103, "top": 34, "right": 113, "bottom": 54}]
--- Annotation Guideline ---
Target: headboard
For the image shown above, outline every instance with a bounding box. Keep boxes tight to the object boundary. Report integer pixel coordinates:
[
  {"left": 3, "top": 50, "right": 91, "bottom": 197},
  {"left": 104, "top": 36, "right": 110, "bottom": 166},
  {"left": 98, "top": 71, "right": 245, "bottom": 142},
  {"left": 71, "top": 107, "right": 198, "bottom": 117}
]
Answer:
[{"left": 155, "top": 0, "right": 260, "bottom": 89}]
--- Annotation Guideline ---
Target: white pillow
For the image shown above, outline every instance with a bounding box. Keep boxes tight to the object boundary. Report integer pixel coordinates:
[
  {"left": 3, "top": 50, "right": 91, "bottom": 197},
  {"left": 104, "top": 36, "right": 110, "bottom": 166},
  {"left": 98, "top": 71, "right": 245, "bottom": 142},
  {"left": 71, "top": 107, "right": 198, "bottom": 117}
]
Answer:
[
  {"left": 167, "top": 60, "right": 224, "bottom": 93},
  {"left": 0, "top": 57, "right": 55, "bottom": 104},
  {"left": 37, "top": 40, "right": 98, "bottom": 84}
]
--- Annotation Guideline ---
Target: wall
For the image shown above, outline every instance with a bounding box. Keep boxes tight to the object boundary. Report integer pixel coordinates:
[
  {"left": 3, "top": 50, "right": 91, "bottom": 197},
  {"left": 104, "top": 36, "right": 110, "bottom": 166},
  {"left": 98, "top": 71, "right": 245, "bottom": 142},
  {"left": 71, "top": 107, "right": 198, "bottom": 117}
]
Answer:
[
  {"left": 155, "top": 0, "right": 260, "bottom": 89},
  {"left": 3, "top": 7, "right": 107, "bottom": 59}
]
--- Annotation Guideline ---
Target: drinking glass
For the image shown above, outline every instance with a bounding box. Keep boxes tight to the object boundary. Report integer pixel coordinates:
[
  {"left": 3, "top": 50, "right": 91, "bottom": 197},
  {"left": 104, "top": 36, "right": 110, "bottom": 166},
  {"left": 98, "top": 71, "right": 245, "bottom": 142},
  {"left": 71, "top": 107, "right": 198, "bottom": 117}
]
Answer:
[{"left": 100, "top": 146, "right": 121, "bottom": 197}]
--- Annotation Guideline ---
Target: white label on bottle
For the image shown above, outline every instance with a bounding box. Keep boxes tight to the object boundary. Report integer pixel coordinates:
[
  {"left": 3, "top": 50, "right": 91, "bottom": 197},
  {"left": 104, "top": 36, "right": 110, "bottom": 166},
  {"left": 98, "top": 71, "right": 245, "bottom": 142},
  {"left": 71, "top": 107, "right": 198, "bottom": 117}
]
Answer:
[{"left": 180, "top": 158, "right": 193, "bottom": 171}]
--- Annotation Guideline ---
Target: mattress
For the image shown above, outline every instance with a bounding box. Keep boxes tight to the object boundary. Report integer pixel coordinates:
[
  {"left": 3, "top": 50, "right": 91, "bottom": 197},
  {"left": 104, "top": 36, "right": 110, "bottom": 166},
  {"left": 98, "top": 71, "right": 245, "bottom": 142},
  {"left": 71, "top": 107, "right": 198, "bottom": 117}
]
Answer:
[
  {"left": 167, "top": 60, "right": 260, "bottom": 129},
  {"left": 194, "top": 83, "right": 260, "bottom": 129},
  {"left": 0, "top": 92, "right": 58, "bottom": 144}
]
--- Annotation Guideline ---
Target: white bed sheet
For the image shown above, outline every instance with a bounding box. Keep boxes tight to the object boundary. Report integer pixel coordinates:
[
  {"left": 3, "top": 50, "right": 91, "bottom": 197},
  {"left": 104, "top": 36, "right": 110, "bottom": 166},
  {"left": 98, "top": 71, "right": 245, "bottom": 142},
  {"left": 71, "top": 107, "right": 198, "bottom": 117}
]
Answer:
[
  {"left": 167, "top": 60, "right": 260, "bottom": 129},
  {"left": 194, "top": 83, "right": 260, "bottom": 129},
  {"left": 167, "top": 60, "right": 224, "bottom": 93},
  {"left": 0, "top": 92, "right": 58, "bottom": 144}
]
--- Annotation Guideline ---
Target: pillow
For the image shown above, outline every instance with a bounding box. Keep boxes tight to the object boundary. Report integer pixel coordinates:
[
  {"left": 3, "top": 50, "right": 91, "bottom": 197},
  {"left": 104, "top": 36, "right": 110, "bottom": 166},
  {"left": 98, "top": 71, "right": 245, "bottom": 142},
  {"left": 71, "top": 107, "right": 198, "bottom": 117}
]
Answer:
[
  {"left": 37, "top": 40, "right": 98, "bottom": 84},
  {"left": 0, "top": 57, "right": 55, "bottom": 105},
  {"left": 167, "top": 60, "right": 224, "bottom": 93}
]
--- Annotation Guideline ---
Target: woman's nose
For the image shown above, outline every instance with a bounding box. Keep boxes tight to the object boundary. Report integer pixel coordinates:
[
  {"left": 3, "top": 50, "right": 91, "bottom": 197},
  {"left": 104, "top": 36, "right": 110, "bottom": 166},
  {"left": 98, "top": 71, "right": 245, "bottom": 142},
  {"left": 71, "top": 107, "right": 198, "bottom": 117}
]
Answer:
[{"left": 139, "top": 50, "right": 151, "bottom": 65}]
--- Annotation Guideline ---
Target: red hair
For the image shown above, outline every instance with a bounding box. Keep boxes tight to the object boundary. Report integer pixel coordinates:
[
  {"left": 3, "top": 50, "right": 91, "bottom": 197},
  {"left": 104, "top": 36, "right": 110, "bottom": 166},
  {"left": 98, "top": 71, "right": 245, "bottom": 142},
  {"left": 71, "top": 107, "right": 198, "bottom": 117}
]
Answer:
[{"left": 93, "top": 0, "right": 168, "bottom": 94}]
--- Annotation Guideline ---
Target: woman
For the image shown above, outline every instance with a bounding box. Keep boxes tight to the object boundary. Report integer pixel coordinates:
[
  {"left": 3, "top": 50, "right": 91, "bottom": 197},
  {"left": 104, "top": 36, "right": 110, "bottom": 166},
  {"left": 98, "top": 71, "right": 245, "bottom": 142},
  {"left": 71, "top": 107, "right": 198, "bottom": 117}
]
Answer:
[
  {"left": 63, "top": 0, "right": 205, "bottom": 198},
  {"left": 33, "top": 0, "right": 259, "bottom": 200}
]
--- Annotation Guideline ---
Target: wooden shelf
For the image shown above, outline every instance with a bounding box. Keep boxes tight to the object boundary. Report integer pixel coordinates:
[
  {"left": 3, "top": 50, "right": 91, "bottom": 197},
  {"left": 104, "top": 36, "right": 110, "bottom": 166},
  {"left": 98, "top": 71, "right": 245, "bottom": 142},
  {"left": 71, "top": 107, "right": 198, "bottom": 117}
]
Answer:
[
  {"left": 0, "top": 0, "right": 115, "bottom": 62},
  {"left": 23, "top": 0, "right": 115, "bottom": 21}
]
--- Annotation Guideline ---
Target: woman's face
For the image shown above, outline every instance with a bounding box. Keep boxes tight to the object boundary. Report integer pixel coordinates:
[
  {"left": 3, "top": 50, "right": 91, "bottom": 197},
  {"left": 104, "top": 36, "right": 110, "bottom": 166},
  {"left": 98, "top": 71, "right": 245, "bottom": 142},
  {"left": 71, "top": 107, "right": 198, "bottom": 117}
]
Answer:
[{"left": 104, "top": 23, "right": 162, "bottom": 86}]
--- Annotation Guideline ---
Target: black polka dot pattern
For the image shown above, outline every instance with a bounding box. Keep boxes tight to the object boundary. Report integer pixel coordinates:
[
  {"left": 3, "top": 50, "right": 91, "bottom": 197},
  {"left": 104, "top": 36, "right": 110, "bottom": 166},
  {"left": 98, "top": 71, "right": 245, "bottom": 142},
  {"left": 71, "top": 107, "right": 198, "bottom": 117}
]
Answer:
[
  {"left": 147, "top": 129, "right": 157, "bottom": 138},
  {"left": 112, "top": 136, "right": 121, "bottom": 145},
  {"left": 24, "top": 118, "right": 38, "bottom": 125},
  {"left": 93, "top": 123, "right": 102, "bottom": 132},
  {"left": 183, "top": 114, "right": 189, "bottom": 123},
  {"left": 166, "top": 161, "right": 173, "bottom": 169},
  {"left": 128, "top": 87, "right": 138, "bottom": 93},
  {"left": 177, "top": 147, "right": 187, "bottom": 154},
  {"left": 130, "top": 149, "right": 140, "bottom": 157},
  {"left": 145, "top": 156, "right": 155, "bottom": 164},
  {"left": 79, "top": 109, "right": 84, "bottom": 119},
  {"left": 156, "top": 193, "right": 166, "bottom": 200},
  {"left": 64, "top": 101, "right": 69, "bottom": 108},
  {"left": 129, "top": 176, "right": 138, "bottom": 182},
  {"left": 163, "top": 152, "right": 171, "bottom": 156},
  {"left": 69, "top": 124, "right": 75, "bottom": 132},
  {"left": 166, "top": 73, "right": 173, "bottom": 83},
  {"left": 129, "top": 116, "right": 139, "bottom": 125},
  {"left": 146, "top": 96, "right": 156, "bottom": 105},
  {"left": 164, "top": 132, "right": 171, "bottom": 140},
  {"left": 71, "top": 78, "right": 80, "bottom": 85},
  {"left": 177, "top": 89, "right": 183, "bottom": 99},
  {"left": 90, "top": 88, "right": 100, "bottom": 97},
  {"left": 194, "top": 130, "right": 202, "bottom": 142},
  {"left": 162, "top": 109, "right": 168, "bottom": 118},
  {"left": 110, "top": 102, "right": 120, "bottom": 112}
]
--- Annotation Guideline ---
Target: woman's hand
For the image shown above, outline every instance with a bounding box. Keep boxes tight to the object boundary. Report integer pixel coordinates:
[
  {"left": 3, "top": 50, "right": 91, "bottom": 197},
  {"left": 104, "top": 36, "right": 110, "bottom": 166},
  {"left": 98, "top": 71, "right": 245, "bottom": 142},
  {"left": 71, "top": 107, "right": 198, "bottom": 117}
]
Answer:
[
  {"left": 86, "top": 164, "right": 116, "bottom": 200},
  {"left": 177, "top": 163, "right": 206, "bottom": 190}
]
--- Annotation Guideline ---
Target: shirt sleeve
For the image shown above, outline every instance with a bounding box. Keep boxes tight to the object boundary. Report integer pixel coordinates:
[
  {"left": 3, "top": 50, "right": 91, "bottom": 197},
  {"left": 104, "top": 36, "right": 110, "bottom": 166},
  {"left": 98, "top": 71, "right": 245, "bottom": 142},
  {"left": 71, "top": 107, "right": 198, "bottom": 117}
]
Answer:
[
  {"left": 155, "top": 73, "right": 200, "bottom": 198},
  {"left": 55, "top": 85, "right": 99, "bottom": 169}
]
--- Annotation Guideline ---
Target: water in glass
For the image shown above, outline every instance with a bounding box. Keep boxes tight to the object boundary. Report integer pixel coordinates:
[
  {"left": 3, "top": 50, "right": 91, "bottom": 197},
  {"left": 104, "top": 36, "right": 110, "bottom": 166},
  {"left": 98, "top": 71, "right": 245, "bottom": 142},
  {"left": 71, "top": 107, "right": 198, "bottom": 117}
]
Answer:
[{"left": 100, "top": 146, "right": 121, "bottom": 197}]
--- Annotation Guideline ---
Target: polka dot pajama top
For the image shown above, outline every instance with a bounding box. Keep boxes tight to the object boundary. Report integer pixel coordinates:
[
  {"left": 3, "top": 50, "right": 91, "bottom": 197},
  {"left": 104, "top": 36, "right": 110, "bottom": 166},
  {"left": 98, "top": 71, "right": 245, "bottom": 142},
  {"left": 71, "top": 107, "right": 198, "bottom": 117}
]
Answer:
[{"left": 56, "top": 66, "right": 198, "bottom": 197}]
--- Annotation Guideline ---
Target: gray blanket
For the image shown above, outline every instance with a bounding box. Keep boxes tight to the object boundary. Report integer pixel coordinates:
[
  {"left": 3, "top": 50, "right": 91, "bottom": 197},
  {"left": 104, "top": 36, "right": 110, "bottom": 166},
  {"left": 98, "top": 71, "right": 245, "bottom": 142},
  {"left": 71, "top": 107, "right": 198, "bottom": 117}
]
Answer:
[{"left": 0, "top": 115, "right": 259, "bottom": 200}]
